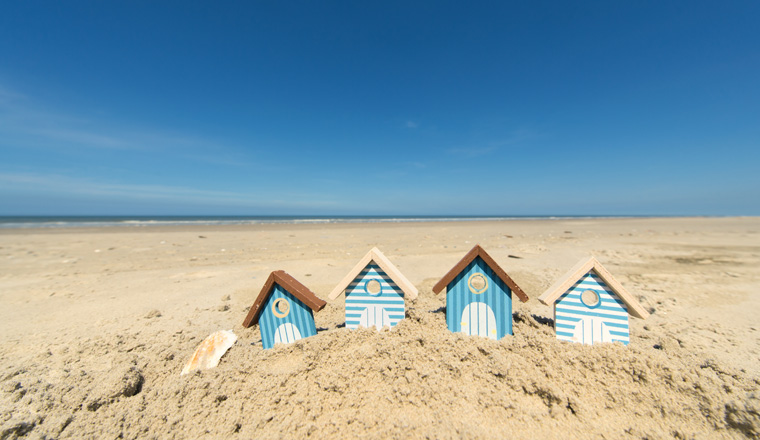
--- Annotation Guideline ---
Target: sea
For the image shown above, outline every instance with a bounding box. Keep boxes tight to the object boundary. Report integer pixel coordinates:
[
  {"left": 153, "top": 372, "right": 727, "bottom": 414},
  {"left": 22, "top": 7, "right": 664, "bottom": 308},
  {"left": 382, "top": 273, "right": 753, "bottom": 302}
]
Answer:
[{"left": 0, "top": 215, "right": 631, "bottom": 229}]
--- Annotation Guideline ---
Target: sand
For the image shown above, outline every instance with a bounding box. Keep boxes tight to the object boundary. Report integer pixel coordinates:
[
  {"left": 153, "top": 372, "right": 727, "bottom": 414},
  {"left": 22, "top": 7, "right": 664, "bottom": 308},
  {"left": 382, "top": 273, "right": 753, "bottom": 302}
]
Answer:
[{"left": 1, "top": 217, "right": 759, "bottom": 439}]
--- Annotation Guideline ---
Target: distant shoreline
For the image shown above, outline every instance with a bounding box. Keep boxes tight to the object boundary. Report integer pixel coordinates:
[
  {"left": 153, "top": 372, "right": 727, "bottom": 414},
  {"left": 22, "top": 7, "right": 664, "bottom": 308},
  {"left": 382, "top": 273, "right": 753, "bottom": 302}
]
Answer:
[{"left": 0, "top": 214, "right": 717, "bottom": 230}]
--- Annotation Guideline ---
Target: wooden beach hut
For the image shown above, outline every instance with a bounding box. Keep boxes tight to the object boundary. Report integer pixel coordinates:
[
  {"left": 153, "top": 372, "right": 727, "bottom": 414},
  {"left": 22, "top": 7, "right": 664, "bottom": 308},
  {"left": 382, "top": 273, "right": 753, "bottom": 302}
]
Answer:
[
  {"left": 243, "top": 270, "right": 326, "bottom": 349},
  {"left": 538, "top": 257, "right": 649, "bottom": 346},
  {"left": 433, "top": 245, "right": 528, "bottom": 340},
  {"left": 329, "top": 247, "right": 418, "bottom": 330}
]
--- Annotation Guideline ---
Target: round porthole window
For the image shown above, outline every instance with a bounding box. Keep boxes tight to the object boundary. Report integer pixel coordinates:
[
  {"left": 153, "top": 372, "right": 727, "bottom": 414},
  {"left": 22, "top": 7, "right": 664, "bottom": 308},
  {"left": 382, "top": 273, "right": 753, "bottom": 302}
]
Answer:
[
  {"left": 468, "top": 273, "right": 488, "bottom": 294},
  {"left": 365, "top": 279, "right": 382, "bottom": 296},
  {"left": 272, "top": 298, "right": 290, "bottom": 318},
  {"left": 581, "top": 289, "right": 600, "bottom": 307}
]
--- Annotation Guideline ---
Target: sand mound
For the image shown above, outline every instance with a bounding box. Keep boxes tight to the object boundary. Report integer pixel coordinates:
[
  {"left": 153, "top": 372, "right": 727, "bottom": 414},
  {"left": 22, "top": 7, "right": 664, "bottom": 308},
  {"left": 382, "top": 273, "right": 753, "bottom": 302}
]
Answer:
[
  {"left": 2, "top": 218, "right": 759, "bottom": 438},
  {"left": 1, "top": 302, "right": 757, "bottom": 439}
]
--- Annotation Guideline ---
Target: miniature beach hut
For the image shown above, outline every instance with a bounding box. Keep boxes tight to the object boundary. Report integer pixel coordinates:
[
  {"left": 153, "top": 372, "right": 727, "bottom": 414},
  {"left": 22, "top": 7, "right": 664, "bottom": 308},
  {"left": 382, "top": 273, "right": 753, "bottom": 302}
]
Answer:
[
  {"left": 432, "top": 245, "right": 528, "bottom": 340},
  {"left": 538, "top": 257, "right": 649, "bottom": 346},
  {"left": 328, "top": 247, "right": 418, "bottom": 330},
  {"left": 242, "top": 270, "right": 326, "bottom": 349}
]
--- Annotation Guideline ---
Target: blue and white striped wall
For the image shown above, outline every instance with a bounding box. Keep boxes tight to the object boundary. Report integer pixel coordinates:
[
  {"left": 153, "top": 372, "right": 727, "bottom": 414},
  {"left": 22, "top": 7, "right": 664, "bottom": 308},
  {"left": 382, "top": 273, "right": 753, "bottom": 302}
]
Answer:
[
  {"left": 259, "top": 284, "right": 318, "bottom": 349},
  {"left": 345, "top": 263, "right": 405, "bottom": 330},
  {"left": 554, "top": 271, "right": 630, "bottom": 345},
  {"left": 445, "top": 256, "right": 513, "bottom": 340}
]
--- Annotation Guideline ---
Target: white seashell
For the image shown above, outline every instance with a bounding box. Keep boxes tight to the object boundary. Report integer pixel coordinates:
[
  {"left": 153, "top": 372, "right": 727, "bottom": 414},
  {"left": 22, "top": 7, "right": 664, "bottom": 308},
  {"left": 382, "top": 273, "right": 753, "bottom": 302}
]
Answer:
[{"left": 180, "top": 330, "right": 237, "bottom": 376}]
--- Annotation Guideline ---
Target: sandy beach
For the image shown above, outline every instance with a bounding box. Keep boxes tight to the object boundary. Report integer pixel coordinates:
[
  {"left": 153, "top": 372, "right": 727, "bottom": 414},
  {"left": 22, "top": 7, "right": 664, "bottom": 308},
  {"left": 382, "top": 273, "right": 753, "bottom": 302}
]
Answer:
[{"left": 1, "top": 217, "right": 758, "bottom": 439}]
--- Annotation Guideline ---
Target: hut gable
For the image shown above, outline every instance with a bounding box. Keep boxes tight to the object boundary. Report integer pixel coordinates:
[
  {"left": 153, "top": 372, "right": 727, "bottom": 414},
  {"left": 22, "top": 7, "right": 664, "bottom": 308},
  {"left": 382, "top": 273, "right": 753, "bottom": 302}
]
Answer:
[
  {"left": 329, "top": 247, "right": 417, "bottom": 330},
  {"left": 242, "top": 270, "right": 326, "bottom": 349},
  {"left": 432, "top": 245, "right": 528, "bottom": 301},
  {"left": 432, "top": 245, "right": 528, "bottom": 340},
  {"left": 345, "top": 263, "right": 405, "bottom": 329},
  {"left": 538, "top": 257, "right": 649, "bottom": 346}
]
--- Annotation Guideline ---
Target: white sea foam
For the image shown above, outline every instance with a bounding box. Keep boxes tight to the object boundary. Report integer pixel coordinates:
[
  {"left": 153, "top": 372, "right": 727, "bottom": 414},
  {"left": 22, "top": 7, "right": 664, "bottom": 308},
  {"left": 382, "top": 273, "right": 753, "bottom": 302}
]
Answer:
[{"left": 0, "top": 215, "right": 647, "bottom": 229}]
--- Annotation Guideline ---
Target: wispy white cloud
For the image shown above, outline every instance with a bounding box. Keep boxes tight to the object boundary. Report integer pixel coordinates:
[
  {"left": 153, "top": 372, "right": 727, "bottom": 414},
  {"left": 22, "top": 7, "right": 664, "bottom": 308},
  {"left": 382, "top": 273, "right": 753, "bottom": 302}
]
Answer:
[
  {"left": 32, "top": 128, "right": 133, "bottom": 150},
  {"left": 0, "top": 84, "right": 339, "bottom": 213},
  {"left": 447, "top": 129, "right": 544, "bottom": 157},
  {"left": 0, "top": 84, "right": 258, "bottom": 164},
  {"left": 448, "top": 145, "right": 499, "bottom": 157},
  {"left": 0, "top": 172, "right": 238, "bottom": 200},
  {"left": 180, "top": 152, "right": 260, "bottom": 169},
  {"left": 0, "top": 85, "right": 26, "bottom": 104},
  {"left": 447, "top": 145, "right": 499, "bottom": 157},
  {"left": 406, "top": 120, "right": 418, "bottom": 129},
  {"left": 0, "top": 172, "right": 340, "bottom": 210}
]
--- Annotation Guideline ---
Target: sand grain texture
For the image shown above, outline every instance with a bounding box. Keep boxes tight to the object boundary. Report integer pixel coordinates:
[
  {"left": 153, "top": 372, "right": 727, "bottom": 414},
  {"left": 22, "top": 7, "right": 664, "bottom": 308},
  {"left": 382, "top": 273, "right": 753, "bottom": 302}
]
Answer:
[{"left": 1, "top": 218, "right": 759, "bottom": 439}]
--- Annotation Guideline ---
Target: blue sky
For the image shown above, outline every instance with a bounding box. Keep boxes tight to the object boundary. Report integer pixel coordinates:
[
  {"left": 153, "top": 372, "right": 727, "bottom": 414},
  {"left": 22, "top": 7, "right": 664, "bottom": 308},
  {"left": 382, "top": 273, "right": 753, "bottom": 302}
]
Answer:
[{"left": 1, "top": 2, "right": 758, "bottom": 216}]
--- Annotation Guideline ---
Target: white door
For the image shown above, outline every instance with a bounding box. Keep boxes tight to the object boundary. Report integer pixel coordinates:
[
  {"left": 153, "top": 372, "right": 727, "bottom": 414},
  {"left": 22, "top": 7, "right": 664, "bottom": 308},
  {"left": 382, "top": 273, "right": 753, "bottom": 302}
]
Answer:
[
  {"left": 359, "top": 305, "right": 392, "bottom": 329},
  {"left": 274, "top": 323, "right": 302, "bottom": 345},
  {"left": 461, "top": 302, "right": 497, "bottom": 340},
  {"left": 572, "top": 317, "right": 613, "bottom": 345}
]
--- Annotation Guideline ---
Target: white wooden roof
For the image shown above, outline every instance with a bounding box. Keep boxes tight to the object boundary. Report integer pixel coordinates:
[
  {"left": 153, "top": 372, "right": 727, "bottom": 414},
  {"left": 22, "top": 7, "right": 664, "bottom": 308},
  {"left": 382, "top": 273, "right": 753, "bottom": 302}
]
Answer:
[
  {"left": 328, "top": 247, "right": 418, "bottom": 300},
  {"left": 538, "top": 256, "right": 650, "bottom": 319}
]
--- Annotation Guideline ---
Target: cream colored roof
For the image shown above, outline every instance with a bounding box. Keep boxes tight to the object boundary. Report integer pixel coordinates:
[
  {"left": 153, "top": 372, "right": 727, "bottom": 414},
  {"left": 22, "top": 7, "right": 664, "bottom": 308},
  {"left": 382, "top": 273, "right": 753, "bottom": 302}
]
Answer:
[
  {"left": 328, "top": 247, "right": 418, "bottom": 300},
  {"left": 538, "top": 256, "right": 649, "bottom": 319}
]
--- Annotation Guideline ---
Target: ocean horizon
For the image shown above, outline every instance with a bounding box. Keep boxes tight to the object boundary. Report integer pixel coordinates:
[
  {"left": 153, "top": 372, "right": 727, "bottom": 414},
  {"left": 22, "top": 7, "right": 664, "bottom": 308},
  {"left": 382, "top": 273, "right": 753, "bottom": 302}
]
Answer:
[{"left": 0, "top": 214, "right": 681, "bottom": 229}]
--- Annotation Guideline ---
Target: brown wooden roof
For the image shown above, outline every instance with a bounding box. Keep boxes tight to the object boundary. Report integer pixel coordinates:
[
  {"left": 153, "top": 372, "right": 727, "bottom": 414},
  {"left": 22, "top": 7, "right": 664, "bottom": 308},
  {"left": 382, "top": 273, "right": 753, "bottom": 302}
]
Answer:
[
  {"left": 432, "top": 245, "right": 528, "bottom": 302},
  {"left": 242, "top": 270, "right": 327, "bottom": 328}
]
